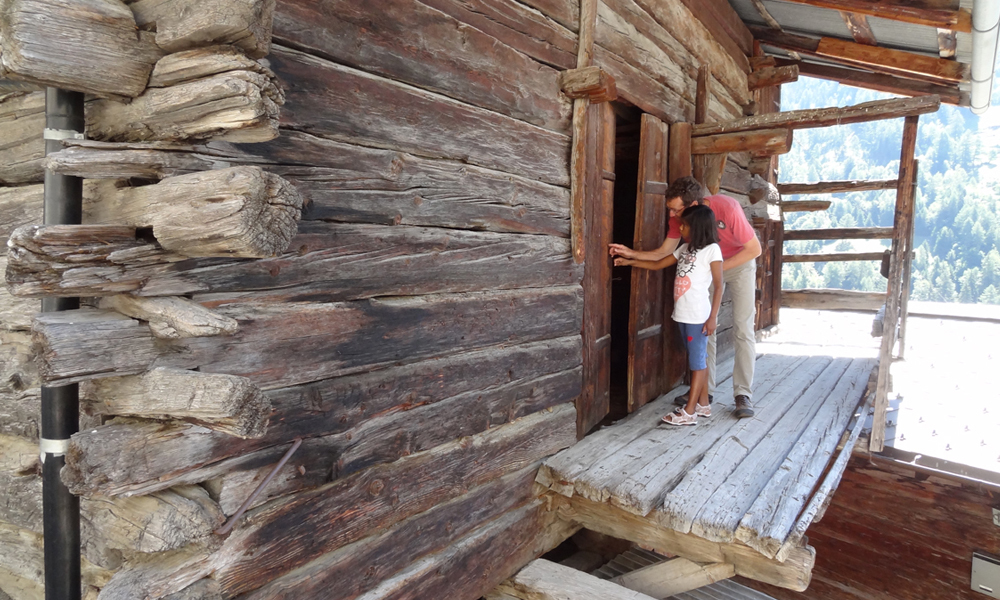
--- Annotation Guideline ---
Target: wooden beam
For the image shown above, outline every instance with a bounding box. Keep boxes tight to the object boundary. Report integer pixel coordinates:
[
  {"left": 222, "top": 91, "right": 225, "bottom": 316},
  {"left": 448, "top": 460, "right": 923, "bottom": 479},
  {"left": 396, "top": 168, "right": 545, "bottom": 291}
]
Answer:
[
  {"left": 559, "top": 66, "right": 617, "bottom": 103},
  {"left": 692, "top": 95, "right": 939, "bottom": 136},
  {"left": 871, "top": 116, "right": 919, "bottom": 452},
  {"left": 780, "top": 200, "right": 832, "bottom": 212},
  {"left": 668, "top": 123, "right": 692, "bottom": 184},
  {"left": 675, "top": 0, "right": 754, "bottom": 70},
  {"left": 749, "top": 56, "right": 777, "bottom": 71},
  {"left": 492, "top": 559, "right": 658, "bottom": 600},
  {"left": 840, "top": 11, "right": 878, "bottom": 45},
  {"left": 692, "top": 129, "right": 793, "bottom": 155},
  {"left": 815, "top": 37, "right": 969, "bottom": 85},
  {"left": 937, "top": 28, "right": 957, "bottom": 58},
  {"left": 611, "top": 557, "right": 735, "bottom": 598},
  {"left": 128, "top": 0, "right": 275, "bottom": 58},
  {"left": 569, "top": 0, "right": 598, "bottom": 263},
  {"left": 83, "top": 368, "right": 270, "bottom": 439},
  {"left": 550, "top": 494, "right": 815, "bottom": 592},
  {"left": 747, "top": 65, "right": 799, "bottom": 91},
  {"left": 97, "top": 296, "right": 237, "bottom": 339},
  {"left": 779, "top": 60, "right": 966, "bottom": 106},
  {"left": 749, "top": 0, "right": 783, "bottom": 30},
  {"left": 784, "top": 227, "right": 893, "bottom": 240},
  {"left": 778, "top": 179, "right": 898, "bottom": 194},
  {"left": 696, "top": 66, "right": 709, "bottom": 126},
  {"left": 781, "top": 288, "right": 885, "bottom": 311},
  {"left": 775, "top": 0, "right": 972, "bottom": 33},
  {"left": 783, "top": 252, "right": 886, "bottom": 262},
  {"left": 0, "top": 90, "right": 44, "bottom": 185}
]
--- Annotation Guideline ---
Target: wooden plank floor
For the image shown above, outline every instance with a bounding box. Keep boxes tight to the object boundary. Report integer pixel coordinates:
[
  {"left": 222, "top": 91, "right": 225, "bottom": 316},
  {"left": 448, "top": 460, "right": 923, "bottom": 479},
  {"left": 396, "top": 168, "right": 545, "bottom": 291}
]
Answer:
[{"left": 539, "top": 351, "right": 876, "bottom": 559}]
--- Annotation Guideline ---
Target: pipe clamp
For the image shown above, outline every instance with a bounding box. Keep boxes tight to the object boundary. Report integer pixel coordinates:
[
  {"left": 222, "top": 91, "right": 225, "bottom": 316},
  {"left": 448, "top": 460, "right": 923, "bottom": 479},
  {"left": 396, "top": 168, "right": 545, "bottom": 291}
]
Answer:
[
  {"left": 43, "top": 128, "right": 85, "bottom": 141},
  {"left": 39, "top": 438, "right": 71, "bottom": 463}
]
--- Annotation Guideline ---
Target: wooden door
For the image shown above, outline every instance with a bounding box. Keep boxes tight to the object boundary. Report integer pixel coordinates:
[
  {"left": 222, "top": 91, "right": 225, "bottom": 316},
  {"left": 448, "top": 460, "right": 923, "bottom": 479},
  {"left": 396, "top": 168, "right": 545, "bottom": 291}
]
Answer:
[
  {"left": 662, "top": 122, "right": 693, "bottom": 391},
  {"left": 578, "top": 101, "right": 616, "bottom": 436},
  {"left": 627, "top": 113, "right": 669, "bottom": 412}
]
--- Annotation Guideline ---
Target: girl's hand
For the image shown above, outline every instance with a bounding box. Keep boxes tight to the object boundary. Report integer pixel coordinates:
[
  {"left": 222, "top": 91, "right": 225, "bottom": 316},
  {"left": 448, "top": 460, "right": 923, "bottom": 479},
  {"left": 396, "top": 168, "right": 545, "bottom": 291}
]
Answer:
[
  {"left": 614, "top": 257, "right": 633, "bottom": 267},
  {"left": 703, "top": 316, "right": 718, "bottom": 336},
  {"left": 608, "top": 243, "right": 635, "bottom": 259}
]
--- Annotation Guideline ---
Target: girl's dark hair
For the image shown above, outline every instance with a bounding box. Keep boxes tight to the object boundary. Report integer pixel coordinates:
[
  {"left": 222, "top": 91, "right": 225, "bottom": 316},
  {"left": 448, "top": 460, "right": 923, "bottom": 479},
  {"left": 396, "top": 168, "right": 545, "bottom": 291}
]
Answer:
[{"left": 681, "top": 204, "right": 718, "bottom": 252}]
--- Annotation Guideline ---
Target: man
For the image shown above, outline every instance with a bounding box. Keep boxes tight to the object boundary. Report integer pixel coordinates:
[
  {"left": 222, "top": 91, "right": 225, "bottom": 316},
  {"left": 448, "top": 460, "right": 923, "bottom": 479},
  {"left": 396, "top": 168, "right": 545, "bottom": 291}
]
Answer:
[{"left": 609, "top": 176, "right": 761, "bottom": 418}]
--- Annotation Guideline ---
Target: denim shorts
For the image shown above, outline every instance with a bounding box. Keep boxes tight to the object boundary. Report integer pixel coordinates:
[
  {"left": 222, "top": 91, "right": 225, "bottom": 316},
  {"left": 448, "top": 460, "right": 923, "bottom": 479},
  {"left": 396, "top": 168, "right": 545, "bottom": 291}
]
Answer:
[{"left": 677, "top": 321, "right": 709, "bottom": 371}]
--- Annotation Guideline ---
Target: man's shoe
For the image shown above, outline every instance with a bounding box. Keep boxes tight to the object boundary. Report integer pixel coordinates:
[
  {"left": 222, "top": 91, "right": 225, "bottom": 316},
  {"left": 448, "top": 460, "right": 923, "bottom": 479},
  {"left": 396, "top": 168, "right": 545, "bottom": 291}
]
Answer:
[
  {"left": 674, "top": 393, "right": 713, "bottom": 407},
  {"left": 733, "top": 395, "right": 754, "bottom": 419}
]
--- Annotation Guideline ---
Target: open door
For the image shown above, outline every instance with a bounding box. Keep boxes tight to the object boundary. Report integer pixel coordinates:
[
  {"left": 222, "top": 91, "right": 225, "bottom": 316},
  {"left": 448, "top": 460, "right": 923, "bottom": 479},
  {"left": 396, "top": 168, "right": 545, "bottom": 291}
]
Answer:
[
  {"left": 627, "top": 113, "right": 669, "bottom": 412},
  {"left": 578, "top": 101, "right": 616, "bottom": 436}
]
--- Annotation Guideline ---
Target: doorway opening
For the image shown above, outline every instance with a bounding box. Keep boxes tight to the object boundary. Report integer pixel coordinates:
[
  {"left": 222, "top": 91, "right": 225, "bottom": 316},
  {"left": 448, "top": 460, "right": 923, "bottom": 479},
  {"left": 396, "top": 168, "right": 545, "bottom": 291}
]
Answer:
[{"left": 608, "top": 102, "right": 643, "bottom": 421}]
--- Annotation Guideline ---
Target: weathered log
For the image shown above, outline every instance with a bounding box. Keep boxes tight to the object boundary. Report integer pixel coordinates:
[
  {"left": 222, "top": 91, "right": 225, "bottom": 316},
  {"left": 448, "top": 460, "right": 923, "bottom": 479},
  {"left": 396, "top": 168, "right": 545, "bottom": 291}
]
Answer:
[
  {"left": 211, "top": 367, "right": 580, "bottom": 513},
  {"left": 96, "top": 405, "right": 578, "bottom": 599},
  {"left": 0, "top": 522, "right": 113, "bottom": 597},
  {"left": 815, "top": 37, "right": 969, "bottom": 85},
  {"left": 0, "top": 388, "right": 40, "bottom": 439},
  {"left": 0, "top": 433, "right": 36, "bottom": 475},
  {"left": 777, "top": 178, "right": 898, "bottom": 195},
  {"left": 146, "top": 45, "right": 278, "bottom": 91},
  {"left": 611, "top": 557, "right": 735, "bottom": 598},
  {"left": 784, "top": 227, "right": 893, "bottom": 240},
  {"left": 129, "top": 0, "right": 275, "bottom": 58},
  {"left": 0, "top": 183, "right": 42, "bottom": 250},
  {"left": 0, "top": 258, "right": 36, "bottom": 330},
  {"left": 0, "top": 330, "right": 38, "bottom": 394},
  {"left": 775, "top": 0, "right": 971, "bottom": 33},
  {"left": 781, "top": 288, "right": 886, "bottom": 311},
  {"left": 783, "top": 252, "right": 886, "bottom": 262},
  {"left": 0, "top": 91, "right": 44, "bottom": 184},
  {"left": 35, "top": 287, "right": 582, "bottom": 389},
  {"left": 239, "top": 466, "right": 541, "bottom": 600},
  {"left": 675, "top": 0, "right": 753, "bottom": 70},
  {"left": 747, "top": 65, "right": 799, "bottom": 91},
  {"left": 97, "top": 296, "right": 238, "bottom": 339},
  {"left": 749, "top": 56, "right": 777, "bottom": 71},
  {"left": 698, "top": 154, "right": 729, "bottom": 195},
  {"left": 84, "top": 485, "right": 224, "bottom": 554},
  {"left": 62, "top": 336, "right": 580, "bottom": 497},
  {"left": 47, "top": 131, "right": 573, "bottom": 238},
  {"left": 87, "top": 69, "right": 282, "bottom": 143},
  {"left": 780, "top": 200, "right": 833, "bottom": 213},
  {"left": 692, "top": 128, "right": 793, "bottom": 155},
  {"left": 781, "top": 59, "right": 966, "bottom": 106},
  {"left": 161, "top": 579, "right": 222, "bottom": 600},
  {"left": 5, "top": 225, "right": 188, "bottom": 298},
  {"left": 83, "top": 368, "right": 269, "bottom": 438},
  {"left": 494, "top": 558, "right": 659, "bottom": 600},
  {"left": 560, "top": 66, "right": 617, "bottom": 103},
  {"left": 84, "top": 167, "right": 303, "bottom": 258},
  {"left": 692, "top": 95, "right": 941, "bottom": 136},
  {"left": 267, "top": 45, "right": 571, "bottom": 187},
  {"left": 46, "top": 140, "right": 237, "bottom": 180},
  {"left": 270, "top": 0, "right": 571, "bottom": 132},
  {"left": 7, "top": 222, "right": 579, "bottom": 300},
  {"left": 31, "top": 309, "right": 159, "bottom": 385},
  {"left": 0, "top": 0, "right": 161, "bottom": 97}
]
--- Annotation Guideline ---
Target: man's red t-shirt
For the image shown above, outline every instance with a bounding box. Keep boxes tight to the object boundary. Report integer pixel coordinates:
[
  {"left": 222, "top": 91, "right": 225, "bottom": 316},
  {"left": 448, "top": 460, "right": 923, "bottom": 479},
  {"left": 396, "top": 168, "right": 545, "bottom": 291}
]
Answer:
[{"left": 667, "top": 194, "right": 755, "bottom": 260}]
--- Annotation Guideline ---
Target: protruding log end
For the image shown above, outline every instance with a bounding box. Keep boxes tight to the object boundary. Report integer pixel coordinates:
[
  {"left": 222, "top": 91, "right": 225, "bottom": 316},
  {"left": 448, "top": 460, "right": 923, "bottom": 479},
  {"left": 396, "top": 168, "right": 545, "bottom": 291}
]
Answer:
[{"left": 99, "top": 296, "right": 238, "bottom": 338}]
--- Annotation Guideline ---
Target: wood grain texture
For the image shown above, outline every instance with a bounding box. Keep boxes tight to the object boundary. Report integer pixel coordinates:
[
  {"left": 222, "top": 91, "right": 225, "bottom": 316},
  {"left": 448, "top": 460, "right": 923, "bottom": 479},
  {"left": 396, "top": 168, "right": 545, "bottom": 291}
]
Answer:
[
  {"left": 781, "top": 288, "right": 885, "bottom": 311},
  {"left": 495, "top": 558, "right": 658, "bottom": 600},
  {"left": 38, "top": 286, "right": 582, "bottom": 389},
  {"left": 0, "top": 0, "right": 161, "bottom": 97},
  {"left": 783, "top": 251, "right": 886, "bottom": 262},
  {"left": 0, "top": 522, "right": 112, "bottom": 598},
  {"left": 676, "top": 0, "right": 752, "bottom": 68},
  {"left": 784, "top": 227, "right": 893, "bottom": 240},
  {"left": 63, "top": 336, "right": 580, "bottom": 497},
  {"left": 0, "top": 183, "right": 42, "bottom": 252},
  {"left": 815, "top": 37, "right": 969, "bottom": 85},
  {"left": 96, "top": 405, "right": 577, "bottom": 599},
  {"left": 272, "top": 0, "right": 571, "bottom": 131},
  {"left": 129, "top": 0, "right": 275, "bottom": 57},
  {"left": 83, "top": 368, "right": 269, "bottom": 438},
  {"left": 85, "top": 167, "right": 303, "bottom": 258},
  {"left": 840, "top": 11, "right": 878, "bottom": 45},
  {"left": 747, "top": 65, "right": 799, "bottom": 91},
  {"left": 269, "top": 45, "right": 570, "bottom": 187},
  {"left": 692, "top": 129, "right": 792, "bottom": 155},
  {"left": 777, "top": 178, "right": 897, "bottom": 194},
  {"left": 776, "top": 0, "right": 971, "bottom": 33},
  {"left": 97, "top": 296, "right": 238, "bottom": 339},
  {"left": 0, "top": 91, "right": 44, "bottom": 184},
  {"left": 781, "top": 59, "right": 965, "bottom": 105},
  {"left": 692, "top": 95, "right": 940, "bottom": 136},
  {"left": 611, "top": 557, "right": 735, "bottom": 598},
  {"left": 239, "top": 467, "right": 541, "bottom": 600}
]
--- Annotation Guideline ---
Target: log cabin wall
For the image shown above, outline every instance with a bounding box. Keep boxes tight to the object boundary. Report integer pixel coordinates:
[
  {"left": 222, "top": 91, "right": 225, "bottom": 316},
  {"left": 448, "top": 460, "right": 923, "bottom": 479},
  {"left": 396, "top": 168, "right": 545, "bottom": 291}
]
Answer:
[
  {"left": 0, "top": 0, "right": 784, "bottom": 598},
  {"left": 742, "top": 455, "right": 1000, "bottom": 600}
]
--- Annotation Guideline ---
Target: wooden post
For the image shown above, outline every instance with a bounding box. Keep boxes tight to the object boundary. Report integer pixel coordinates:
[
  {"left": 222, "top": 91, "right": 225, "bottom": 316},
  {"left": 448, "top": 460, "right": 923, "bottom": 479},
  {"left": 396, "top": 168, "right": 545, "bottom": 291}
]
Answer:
[
  {"left": 570, "top": 0, "right": 599, "bottom": 264},
  {"left": 896, "top": 161, "right": 919, "bottom": 360},
  {"left": 871, "top": 117, "right": 919, "bottom": 453}
]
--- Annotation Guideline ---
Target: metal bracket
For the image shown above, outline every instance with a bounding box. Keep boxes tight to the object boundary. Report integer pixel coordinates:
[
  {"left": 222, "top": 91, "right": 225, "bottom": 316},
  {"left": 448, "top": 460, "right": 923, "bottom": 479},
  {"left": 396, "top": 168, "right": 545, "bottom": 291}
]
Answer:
[
  {"left": 39, "top": 437, "right": 70, "bottom": 463},
  {"left": 43, "top": 128, "right": 85, "bottom": 141}
]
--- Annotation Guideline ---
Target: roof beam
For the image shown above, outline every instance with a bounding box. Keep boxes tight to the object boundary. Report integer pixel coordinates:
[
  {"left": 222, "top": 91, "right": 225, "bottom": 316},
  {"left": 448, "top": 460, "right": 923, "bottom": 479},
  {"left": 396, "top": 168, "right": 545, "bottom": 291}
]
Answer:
[
  {"left": 840, "top": 11, "right": 878, "bottom": 45},
  {"left": 778, "top": 178, "right": 898, "bottom": 194},
  {"left": 774, "top": 0, "right": 971, "bottom": 33},
  {"left": 692, "top": 95, "right": 940, "bottom": 136},
  {"left": 776, "top": 59, "right": 966, "bottom": 106},
  {"left": 751, "top": 27, "right": 970, "bottom": 86}
]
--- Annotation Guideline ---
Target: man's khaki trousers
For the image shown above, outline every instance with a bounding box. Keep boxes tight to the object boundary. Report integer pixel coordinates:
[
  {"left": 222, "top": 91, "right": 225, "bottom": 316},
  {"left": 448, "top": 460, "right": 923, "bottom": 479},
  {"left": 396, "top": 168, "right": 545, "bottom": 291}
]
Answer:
[{"left": 707, "top": 259, "right": 756, "bottom": 399}]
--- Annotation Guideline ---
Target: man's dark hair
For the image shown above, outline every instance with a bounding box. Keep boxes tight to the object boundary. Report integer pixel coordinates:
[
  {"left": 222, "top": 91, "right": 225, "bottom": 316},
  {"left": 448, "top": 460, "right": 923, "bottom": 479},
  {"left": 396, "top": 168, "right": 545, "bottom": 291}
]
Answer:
[
  {"left": 681, "top": 204, "right": 718, "bottom": 252},
  {"left": 665, "top": 176, "right": 704, "bottom": 207}
]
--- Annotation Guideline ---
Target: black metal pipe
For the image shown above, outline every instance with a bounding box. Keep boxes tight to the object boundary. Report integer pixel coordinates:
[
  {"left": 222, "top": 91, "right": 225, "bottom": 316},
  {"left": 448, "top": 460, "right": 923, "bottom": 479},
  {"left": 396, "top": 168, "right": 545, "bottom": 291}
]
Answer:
[{"left": 41, "top": 87, "right": 84, "bottom": 600}]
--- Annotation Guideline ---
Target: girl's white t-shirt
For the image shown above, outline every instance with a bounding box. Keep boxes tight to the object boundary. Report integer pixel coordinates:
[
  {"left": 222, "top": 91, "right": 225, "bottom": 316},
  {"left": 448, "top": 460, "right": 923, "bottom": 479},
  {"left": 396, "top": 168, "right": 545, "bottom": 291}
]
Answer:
[{"left": 672, "top": 242, "right": 723, "bottom": 324}]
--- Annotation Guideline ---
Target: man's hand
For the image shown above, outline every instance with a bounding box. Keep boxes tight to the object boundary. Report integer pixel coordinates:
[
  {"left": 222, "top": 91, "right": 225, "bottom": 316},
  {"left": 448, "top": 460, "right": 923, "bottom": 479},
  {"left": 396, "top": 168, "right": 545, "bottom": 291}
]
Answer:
[
  {"left": 703, "top": 315, "right": 718, "bottom": 336},
  {"left": 608, "top": 243, "right": 635, "bottom": 259}
]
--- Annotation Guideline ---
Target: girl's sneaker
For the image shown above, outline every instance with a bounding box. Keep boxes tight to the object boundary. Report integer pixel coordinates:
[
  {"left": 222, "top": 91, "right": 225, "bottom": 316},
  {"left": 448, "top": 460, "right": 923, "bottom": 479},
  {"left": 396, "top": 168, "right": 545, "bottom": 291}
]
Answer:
[
  {"left": 662, "top": 407, "right": 697, "bottom": 426},
  {"left": 694, "top": 403, "right": 711, "bottom": 418}
]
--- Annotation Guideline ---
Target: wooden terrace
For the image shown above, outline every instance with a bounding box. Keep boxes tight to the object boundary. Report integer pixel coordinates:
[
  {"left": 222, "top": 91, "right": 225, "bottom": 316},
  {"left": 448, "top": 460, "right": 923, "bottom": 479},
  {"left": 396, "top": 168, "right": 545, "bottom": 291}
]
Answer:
[{"left": 536, "top": 349, "right": 876, "bottom": 591}]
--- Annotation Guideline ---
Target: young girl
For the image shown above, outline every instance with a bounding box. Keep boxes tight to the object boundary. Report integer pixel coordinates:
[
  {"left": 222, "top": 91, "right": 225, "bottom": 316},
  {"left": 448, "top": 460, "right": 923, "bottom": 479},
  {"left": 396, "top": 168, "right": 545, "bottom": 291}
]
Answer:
[{"left": 614, "top": 204, "right": 724, "bottom": 426}]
